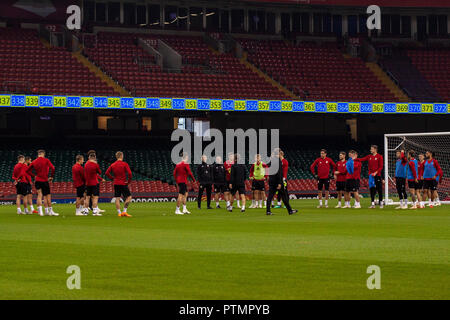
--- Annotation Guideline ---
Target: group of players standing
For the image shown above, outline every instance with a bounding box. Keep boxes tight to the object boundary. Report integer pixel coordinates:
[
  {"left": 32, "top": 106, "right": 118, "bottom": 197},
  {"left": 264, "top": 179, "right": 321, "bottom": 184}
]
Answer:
[
  {"left": 13, "top": 149, "right": 135, "bottom": 216},
  {"left": 12, "top": 145, "right": 443, "bottom": 215},
  {"left": 310, "top": 145, "right": 443, "bottom": 209},
  {"left": 173, "top": 148, "right": 297, "bottom": 215}
]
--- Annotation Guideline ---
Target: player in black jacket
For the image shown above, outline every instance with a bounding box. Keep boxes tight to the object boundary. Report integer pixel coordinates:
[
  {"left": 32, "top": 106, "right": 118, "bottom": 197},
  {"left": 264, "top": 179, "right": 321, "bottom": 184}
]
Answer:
[
  {"left": 266, "top": 149, "right": 297, "bottom": 216},
  {"left": 197, "top": 155, "right": 213, "bottom": 209},
  {"left": 212, "top": 156, "right": 226, "bottom": 208},
  {"left": 228, "top": 153, "right": 247, "bottom": 212}
]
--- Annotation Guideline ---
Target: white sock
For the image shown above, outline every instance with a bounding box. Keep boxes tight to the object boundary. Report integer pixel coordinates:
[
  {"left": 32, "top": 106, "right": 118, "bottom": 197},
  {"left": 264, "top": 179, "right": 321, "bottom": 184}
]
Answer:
[
  {"left": 25, "top": 208, "right": 29, "bottom": 213},
  {"left": 117, "top": 209, "right": 122, "bottom": 214},
  {"left": 237, "top": 200, "right": 240, "bottom": 206},
  {"left": 226, "top": 201, "right": 230, "bottom": 207},
  {"left": 183, "top": 205, "right": 187, "bottom": 211},
  {"left": 17, "top": 207, "right": 22, "bottom": 214},
  {"left": 277, "top": 201, "right": 281, "bottom": 206},
  {"left": 371, "top": 201, "right": 375, "bottom": 205},
  {"left": 49, "top": 207, "right": 53, "bottom": 212},
  {"left": 325, "top": 200, "right": 328, "bottom": 206},
  {"left": 30, "top": 205, "right": 34, "bottom": 211},
  {"left": 319, "top": 200, "right": 323, "bottom": 205},
  {"left": 216, "top": 201, "right": 219, "bottom": 206},
  {"left": 242, "top": 205, "right": 245, "bottom": 210},
  {"left": 259, "top": 200, "right": 263, "bottom": 206},
  {"left": 38, "top": 206, "right": 43, "bottom": 213},
  {"left": 45, "top": 207, "right": 49, "bottom": 215},
  {"left": 124, "top": 207, "right": 127, "bottom": 212}
]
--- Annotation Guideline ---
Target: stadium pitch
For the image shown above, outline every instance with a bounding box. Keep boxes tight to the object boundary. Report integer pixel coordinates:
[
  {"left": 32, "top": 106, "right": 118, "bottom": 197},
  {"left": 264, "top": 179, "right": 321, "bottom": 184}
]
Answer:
[{"left": 0, "top": 199, "right": 448, "bottom": 300}]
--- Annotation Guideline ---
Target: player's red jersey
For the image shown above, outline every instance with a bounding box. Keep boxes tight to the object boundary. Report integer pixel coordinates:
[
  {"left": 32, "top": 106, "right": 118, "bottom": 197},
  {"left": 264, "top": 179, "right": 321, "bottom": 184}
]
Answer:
[
  {"left": 346, "top": 160, "right": 362, "bottom": 180},
  {"left": 84, "top": 160, "right": 101, "bottom": 186},
  {"left": 224, "top": 160, "right": 234, "bottom": 181},
  {"left": 72, "top": 163, "right": 85, "bottom": 188},
  {"left": 335, "top": 160, "right": 347, "bottom": 182},
  {"left": 23, "top": 164, "right": 32, "bottom": 184},
  {"left": 12, "top": 163, "right": 25, "bottom": 183},
  {"left": 173, "top": 161, "right": 195, "bottom": 184},
  {"left": 281, "top": 158, "right": 289, "bottom": 179},
  {"left": 357, "top": 154, "right": 383, "bottom": 176},
  {"left": 310, "top": 157, "right": 336, "bottom": 179},
  {"left": 418, "top": 160, "right": 425, "bottom": 180},
  {"left": 106, "top": 160, "right": 132, "bottom": 185},
  {"left": 26, "top": 157, "right": 55, "bottom": 182}
]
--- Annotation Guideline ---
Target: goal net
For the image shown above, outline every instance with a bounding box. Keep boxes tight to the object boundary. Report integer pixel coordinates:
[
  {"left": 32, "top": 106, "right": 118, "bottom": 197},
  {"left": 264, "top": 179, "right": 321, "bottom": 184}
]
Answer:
[{"left": 384, "top": 132, "right": 450, "bottom": 205}]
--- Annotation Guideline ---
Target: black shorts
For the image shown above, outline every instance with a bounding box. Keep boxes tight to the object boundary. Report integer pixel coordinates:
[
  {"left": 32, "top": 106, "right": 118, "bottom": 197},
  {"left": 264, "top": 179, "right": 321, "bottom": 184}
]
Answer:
[
  {"left": 423, "top": 179, "right": 437, "bottom": 191},
  {"left": 25, "top": 183, "right": 32, "bottom": 195},
  {"left": 224, "top": 180, "right": 231, "bottom": 192},
  {"left": 252, "top": 180, "right": 265, "bottom": 191},
  {"left": 213, "top": 183, "right": 227, "bottom": 193},
  {"left": 35, "top": 181, "right": 50, "bottom": 196},
  {"left": 76, "top": 185, "right": 85, "bottom": 198},
  {"left": 86, "top": 184, "right": 100, "bottom": 197},
  {"left": 395, "top": 177, "right": 406, "bottom": 186},
  {"left": 336, "top": 181, "right": 346, "bottom": 192},
  {"left": 114, "top": 185, "right": 131, "bottom": 198},
  {"left": 417, "top": 180, "right": 424, "bottom": 190},
  {"left": 16, "top": 182, "right": 28, "bottom": 196},
  {"left": 231, "top": 184, "right": 246, "bottom": 196},
  {"left": 408, "top": 180, "right": 418, "bottom": 190},
  {"left": 346, "top": 179, "right": 360, "bottom": 192},
  {"left": 177, "top": 183, "right": 187, "bottom": 194},
  {"left": 318, "top": 178, "right": 330, "bottom": 191}
]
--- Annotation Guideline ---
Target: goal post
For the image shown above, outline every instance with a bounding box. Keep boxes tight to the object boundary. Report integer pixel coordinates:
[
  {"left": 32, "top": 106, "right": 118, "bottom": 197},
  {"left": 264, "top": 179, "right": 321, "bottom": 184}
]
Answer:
[{"left": 384, "top": 132, "right": 450, "bottom": 205}]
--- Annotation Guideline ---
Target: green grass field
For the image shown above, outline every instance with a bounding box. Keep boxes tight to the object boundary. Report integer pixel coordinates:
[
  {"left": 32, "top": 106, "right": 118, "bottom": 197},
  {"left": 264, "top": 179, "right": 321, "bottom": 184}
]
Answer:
[{"left": 0, "top": 199, "right": 448, "bottom": 300}]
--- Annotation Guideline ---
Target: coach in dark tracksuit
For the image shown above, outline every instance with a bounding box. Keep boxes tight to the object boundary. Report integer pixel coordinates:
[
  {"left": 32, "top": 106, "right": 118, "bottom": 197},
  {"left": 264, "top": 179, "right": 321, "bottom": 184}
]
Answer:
[
  {"left": 197, "top": 155, "right": 213, "bottom": 209},
  {"left": 228, "top": 154, "right": 247, "bottom": 212},
  {"left": 212, "top": 157, "right": 227, "bottom": 208},
  {"left": 266, "top": 151, "right": 297, "bottom": 215}
]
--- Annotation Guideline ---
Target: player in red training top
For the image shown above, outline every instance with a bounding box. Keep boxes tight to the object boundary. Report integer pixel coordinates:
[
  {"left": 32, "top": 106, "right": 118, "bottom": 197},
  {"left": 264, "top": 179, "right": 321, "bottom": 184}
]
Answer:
[
  {"left": 12, "top": 155, "right": 29, "bottom": 215},
  {"left": 344, "top": 150, "right": 362, "bottom": 209},
  {"left": 24, "top": 156, "right": 37, "bottom": 214},
  {"left": 173, "top": 152, "right": 195, "bottom": 215},
  {"left": 26, "top": 150, "right": 57, "bottom": 216},
  {"left": 106, "top": 151, "right": 133, "bottom": 217},
  {"left": 334, "top": 151, "right": 347, "bottom": 208},
  {"left": 310, "top": 149, "right": 336, "bottom": 208},
  {"left": 84, "top": 152, "right": 104, "bottom": 216},
  {"left": 357, "top": 145, "right": 384, "bottom": 209},
  {"left": 72, "top": 154, "right": 87, "bottom": 216},
  {"left": 417, "top": 153, "right": 426, "bottom": 204}
]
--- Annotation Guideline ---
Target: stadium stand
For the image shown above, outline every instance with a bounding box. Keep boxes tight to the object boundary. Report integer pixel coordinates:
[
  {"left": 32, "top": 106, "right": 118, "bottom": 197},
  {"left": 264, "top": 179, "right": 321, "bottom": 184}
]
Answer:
[
  {"left": 380, "top": 51, "right": 442, "bottom": 102},
  {"left": 0, "top": 28, "right": 117, "bottom": 96},
  {"left": 239, "top": 39, "right": 398, "bottom": 102},
  {"left": 83, "top": 32, "right": 290, "bottom": 99},
  {"left": 407, "top": 48, "right": 450, "bottom": 102}
]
